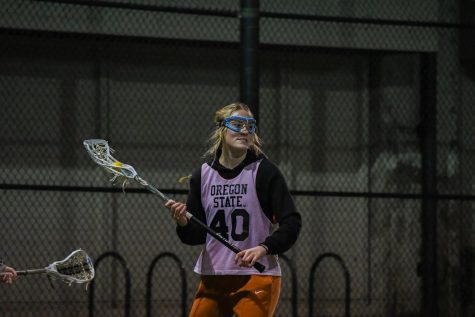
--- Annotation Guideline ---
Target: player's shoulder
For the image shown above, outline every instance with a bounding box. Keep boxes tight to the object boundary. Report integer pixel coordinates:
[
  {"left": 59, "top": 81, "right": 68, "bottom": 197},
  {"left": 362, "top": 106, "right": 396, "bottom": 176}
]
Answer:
[
  {"left": 189, "top": 162, "right": 206, "bottom": 184},
  {"left": 257, "top": 156, "right": 284, "bottom": 178}
]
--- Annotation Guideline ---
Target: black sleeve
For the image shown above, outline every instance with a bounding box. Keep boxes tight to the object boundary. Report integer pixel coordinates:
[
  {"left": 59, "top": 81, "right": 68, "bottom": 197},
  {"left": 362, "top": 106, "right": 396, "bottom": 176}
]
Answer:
[
  {"left": 256, "top": 159, "right": 302, "bottom": 255},
  {"left": 175, "top": 165, "right": 207, "bottom": 245}
]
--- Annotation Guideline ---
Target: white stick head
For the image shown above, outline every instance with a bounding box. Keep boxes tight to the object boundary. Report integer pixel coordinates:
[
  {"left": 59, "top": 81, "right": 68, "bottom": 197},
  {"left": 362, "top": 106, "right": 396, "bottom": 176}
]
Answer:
[
  {"left": 47, "top": 249, "right": 95, "bottom": 285},
  {"left": 83, "top": 139, "right": 137, "bottom": 180}
]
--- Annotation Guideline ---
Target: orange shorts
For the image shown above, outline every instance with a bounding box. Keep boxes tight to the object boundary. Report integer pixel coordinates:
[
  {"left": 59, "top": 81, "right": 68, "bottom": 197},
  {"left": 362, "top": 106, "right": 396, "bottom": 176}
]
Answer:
[{"left": 189, "top": 275, "right": 281, "bottom": 317}]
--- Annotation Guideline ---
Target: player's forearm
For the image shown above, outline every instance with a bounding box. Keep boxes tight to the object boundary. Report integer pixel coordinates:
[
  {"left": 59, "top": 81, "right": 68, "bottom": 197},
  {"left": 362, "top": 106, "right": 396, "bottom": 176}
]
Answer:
[
  {"left": 262, "top": 212, "right": 301, "bottom": 254},
  {"left": 176, "top": 222, "right": 206, "bottom": 245}
]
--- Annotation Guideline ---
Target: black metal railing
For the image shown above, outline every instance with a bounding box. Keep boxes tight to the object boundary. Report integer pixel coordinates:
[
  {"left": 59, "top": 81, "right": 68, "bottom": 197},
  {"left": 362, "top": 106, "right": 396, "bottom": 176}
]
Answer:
[
  {"left": 146, "top": 252, "right": 188, "bottom": 317},
  {"left": 309, "top": 252, "right": 351, "bottom": 317},
  {"left": 279, "top": 254, "right": 298, "bottom": 317},
  {"left": 88, "top": 251, "right": 131, "bottom": 317}
]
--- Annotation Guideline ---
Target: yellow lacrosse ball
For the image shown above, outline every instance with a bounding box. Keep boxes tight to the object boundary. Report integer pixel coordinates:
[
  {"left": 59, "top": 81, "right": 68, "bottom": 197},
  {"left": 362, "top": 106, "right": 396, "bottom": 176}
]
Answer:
[{"left": 112, "top": 161, "right": 123, "bottom": 171}]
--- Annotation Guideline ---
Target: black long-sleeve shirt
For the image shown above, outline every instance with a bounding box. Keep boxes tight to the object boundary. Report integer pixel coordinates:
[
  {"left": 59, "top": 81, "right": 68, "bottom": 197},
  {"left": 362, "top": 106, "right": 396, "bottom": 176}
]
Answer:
[{"left": 176, "top": 150, "right": 301, "bottom": 255}]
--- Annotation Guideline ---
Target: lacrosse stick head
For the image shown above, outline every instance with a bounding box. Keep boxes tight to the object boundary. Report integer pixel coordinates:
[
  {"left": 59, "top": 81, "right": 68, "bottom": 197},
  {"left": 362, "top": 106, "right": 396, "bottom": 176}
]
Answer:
[
  {"left": 47, "top": 249, "right": 95, "bottom": 286},
  {"left": 83, "top": 139, "right": 137, "bottom": 184}
]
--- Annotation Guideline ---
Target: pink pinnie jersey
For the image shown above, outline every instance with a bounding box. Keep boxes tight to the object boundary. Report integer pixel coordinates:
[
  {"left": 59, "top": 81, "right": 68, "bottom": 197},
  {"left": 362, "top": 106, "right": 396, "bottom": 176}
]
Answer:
[{"left": 194, "top": 159, "right": 281, "bottom": 276}]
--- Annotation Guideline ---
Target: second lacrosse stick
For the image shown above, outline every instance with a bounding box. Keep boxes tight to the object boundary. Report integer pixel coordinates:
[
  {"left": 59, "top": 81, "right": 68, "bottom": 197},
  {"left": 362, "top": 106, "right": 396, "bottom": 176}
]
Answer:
[{"left": 1, "top": 249, "right": 95, "bottom": 287}]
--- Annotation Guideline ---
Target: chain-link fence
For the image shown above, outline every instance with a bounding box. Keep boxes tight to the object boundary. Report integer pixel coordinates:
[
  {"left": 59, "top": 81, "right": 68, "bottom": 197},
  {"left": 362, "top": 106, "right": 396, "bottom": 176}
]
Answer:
[{"left": 1, "top": 1, "right": 475, "bottom": 316}]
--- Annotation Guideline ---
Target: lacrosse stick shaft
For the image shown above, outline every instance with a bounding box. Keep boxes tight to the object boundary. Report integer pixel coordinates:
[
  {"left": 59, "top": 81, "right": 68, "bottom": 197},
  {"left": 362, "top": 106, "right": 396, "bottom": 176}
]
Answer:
[
  {"left": 135, "top": 176, "right": 170, "bottom": 201},
  {"left": 16, "top": 269, "right": 47, "bottom": 275},
  {"left": 0, "top": 269, "right": 46, "bottom": 276},
  {"left": 135, "top": 176, "right": 266, "bottom": 273}
]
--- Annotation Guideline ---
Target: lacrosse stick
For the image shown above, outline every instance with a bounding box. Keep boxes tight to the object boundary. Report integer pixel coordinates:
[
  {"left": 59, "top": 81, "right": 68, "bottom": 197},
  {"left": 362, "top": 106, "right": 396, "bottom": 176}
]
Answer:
[
  {"left": 83, "top": 139, "right": 266, "bottom": 273},
  {"left": 1, "top": 249, "right": 94, "bottom": 287}
]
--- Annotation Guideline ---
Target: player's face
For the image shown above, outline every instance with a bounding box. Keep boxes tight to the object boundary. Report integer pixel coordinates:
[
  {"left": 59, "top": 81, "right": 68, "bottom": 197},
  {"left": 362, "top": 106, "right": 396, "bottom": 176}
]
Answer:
[{"left": 223, "top": 109, "right": 254, "bottom": 154}]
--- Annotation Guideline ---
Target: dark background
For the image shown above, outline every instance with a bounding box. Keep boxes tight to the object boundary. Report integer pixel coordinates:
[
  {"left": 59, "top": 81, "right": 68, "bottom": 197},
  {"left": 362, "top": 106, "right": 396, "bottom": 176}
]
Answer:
[{"left": 1, "top": 1, "right": 475, "bottom": 316}]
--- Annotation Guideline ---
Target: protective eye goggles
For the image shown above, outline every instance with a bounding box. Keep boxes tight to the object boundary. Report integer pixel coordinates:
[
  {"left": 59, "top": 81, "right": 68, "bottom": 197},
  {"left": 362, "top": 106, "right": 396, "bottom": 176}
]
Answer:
[{"left": 221, "top": 116, "right": 257, "bottom": 134}]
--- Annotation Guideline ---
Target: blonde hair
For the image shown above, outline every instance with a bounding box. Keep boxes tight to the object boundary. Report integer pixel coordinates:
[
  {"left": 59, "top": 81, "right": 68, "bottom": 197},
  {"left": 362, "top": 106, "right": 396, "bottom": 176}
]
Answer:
[{"left": 204, "top": 102, "right": 264, "bottom": 158}]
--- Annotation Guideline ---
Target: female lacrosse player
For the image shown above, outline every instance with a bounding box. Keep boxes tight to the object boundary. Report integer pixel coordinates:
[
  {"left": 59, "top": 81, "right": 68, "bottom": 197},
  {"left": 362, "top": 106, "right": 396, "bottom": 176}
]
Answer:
[
  {"left": 0, "top": 259, "right": 17, "bottom": 284},
  {"left": 165, "top": 102, "right": 301, "bottom": 317}
]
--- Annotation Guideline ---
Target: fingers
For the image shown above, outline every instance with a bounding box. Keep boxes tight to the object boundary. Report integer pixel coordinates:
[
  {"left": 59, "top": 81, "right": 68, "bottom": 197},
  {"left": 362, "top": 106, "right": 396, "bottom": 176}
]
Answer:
[
  {"left": 165, "top": 200, "right": 188, "bottom": 226},
  {"left": 5, "top": 266, "right": 17, "bottom": 278},
  {"left": 174, "top": 204, "right": 187, "bottom": 221},
  {"left": 234, "top": 251, "right": 250, "bottom": 267},
  {"left": 3, "top": 266, "right": 17, "bottom": 277},
  {"left": 166, "top": 199, "right": 181, "bottom": 218},
  {"left": 1, "top": 266, "right": 17, "bottom": 284},
  {"left": 1, "top": 272, "right": 15, "bottom": 284},
  {"left": 171, "top": 203, "right": 186, "bottom": 219},
  {"left": 234, "top": 247, "right": 266, "bottom": 268},
  {"left": 164, "top": 199, "right": 175, "bottom": 208}
]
